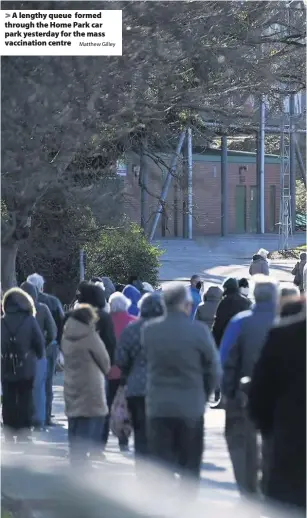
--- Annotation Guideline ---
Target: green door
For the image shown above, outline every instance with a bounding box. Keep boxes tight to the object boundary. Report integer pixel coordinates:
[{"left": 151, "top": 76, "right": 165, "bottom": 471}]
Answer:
[
  {"left": 249, "top": 186, "right": 258, "bottom": 233},
  {"left": 269, "top": 185, "right": 276, "bottom": 232},
  {"left": 235, "top": 185, "right": 246, "bottom": 233}
]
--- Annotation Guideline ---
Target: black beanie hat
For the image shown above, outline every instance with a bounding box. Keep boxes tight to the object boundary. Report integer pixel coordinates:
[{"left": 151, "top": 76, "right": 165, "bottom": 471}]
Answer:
[{"left": 223, "top": 277, "right": 239, "bottom": 293}]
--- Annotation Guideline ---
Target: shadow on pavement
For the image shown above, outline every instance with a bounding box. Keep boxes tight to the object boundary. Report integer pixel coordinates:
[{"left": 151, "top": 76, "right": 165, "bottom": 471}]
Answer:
[
  {"left": 201, "top": 477, "right": 237, "bottom": 492},
  {"left": 202, "top": 462, "right": 226, "bottom": 473}
]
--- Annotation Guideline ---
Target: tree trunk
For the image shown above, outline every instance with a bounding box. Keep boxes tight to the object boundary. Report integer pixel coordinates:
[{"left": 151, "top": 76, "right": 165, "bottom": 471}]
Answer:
[{"left": 1, "top": 243, "right": 18, "bottom": 292}]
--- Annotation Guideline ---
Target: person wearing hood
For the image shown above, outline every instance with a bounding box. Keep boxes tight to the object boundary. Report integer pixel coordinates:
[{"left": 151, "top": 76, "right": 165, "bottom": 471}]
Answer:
[
  {"left": 123, "top": 284, "right": 141, "bottom": 317},
  {"left": 21, "top": 282, "right": 57, "bottom": 430},
  {"left": 189, "top": 275, "right": 202, "bottom": 319},
  {"left": 195, "top": 285, "right": 223, "bottom": 328},
  {"left": 61, "top": 304, "right": 110, "bottom": 465},
  {"left": 1, "top": 288, "right": 45, "bottom": 442},
  {"left": 249, "top": 249, "right": 270, "bottom": 276},
  {"left": 76, "top": 282, "right": 116, "bottom": 364},
  {"left": 212, "top": 278, "right": 251, "bottom": 348},
  {"left": 292, "top": 252, "right": 306, "bottom": 293},
  {"left": 221, "top": 277, "right": 280, "bottom": 495}
]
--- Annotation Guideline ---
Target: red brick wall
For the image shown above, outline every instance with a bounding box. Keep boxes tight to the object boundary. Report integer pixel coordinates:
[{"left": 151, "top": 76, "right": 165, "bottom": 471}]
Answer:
[{"left": 123, "top": 154, "right": 281, "bottom": 236}]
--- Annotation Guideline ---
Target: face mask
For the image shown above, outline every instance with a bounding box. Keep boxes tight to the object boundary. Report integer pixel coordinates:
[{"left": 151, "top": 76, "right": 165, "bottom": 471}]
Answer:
[
  {"left": 240, "top": 287, "right": 249, "bottom": 297},
  {"left": 196, "top": 281, "right": 202, "bottom": 291}
]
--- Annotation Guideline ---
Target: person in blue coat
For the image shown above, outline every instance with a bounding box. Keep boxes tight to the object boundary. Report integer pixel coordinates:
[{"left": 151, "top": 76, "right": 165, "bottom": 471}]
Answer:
[
  {"left": 190, "top": 275, "right": 202, "bottom": 319},
  {"left": 123, "top": 285, "right": 141, "bottom": 317}
]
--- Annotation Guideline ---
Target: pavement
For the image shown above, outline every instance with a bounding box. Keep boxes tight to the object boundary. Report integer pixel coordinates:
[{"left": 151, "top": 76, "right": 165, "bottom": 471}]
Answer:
[
  {"left": 155, "top": 234, "right": 306, "bottom": 285},
  {"left": 1, "top": 374, "right": 238, "bottom": 513},
  {"left": 2, "top": 233, "right": 305, "bottom": 515}
]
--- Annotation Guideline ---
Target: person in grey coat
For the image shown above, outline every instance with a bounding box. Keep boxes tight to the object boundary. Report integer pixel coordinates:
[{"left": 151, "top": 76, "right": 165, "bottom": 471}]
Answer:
[
  {"left": 249, "top": 248, "right": 270, "bottom": 276},
  {"left": 221, "top": 276, "right": 280, "bottom": 496},
  {"left": 143, "top": 282, "right": 221, "bottom": 492},
  {"left": 194, "top": 285, "right": 223, "bottom": 328}
]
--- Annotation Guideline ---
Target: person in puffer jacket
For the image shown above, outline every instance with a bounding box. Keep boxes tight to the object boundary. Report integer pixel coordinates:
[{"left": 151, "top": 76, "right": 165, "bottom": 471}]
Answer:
[
  {"left": 195, "top": 286, "right": 223, "bottom": 328},
  {"left": 123, "top": 285, "right": 141, "bottom": 317},
  {"left": 62, "top": 304, "right": 110, "bottom": 466},
  {"left": 249, "top": 249, "right": 270, "bottom": 276},
  {"left": 1, "top": 288, "right": 44, "bottom": 442}
]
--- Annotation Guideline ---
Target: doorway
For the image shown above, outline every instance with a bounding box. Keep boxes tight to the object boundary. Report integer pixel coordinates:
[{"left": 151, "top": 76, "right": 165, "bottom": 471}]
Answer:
[
  {"left": 269, "top": 185, "right": 276, "bottom": 232},
  {"left": 235, "top": 185, "right": 247, "bottom": 233},
  {"left": 249, "top": 186, "right": 258, "bottom": 233}
]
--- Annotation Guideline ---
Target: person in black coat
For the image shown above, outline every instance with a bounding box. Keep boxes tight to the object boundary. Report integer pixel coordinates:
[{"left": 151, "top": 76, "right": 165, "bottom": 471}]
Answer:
[
  {"left": 212, "top": 277, "right": 251, "bottom": 347},
  {"left": 76, "top": 282, "right": 116, "bottom": 364},
  {"left": 1, "top": 288, "right": 45, "bottom": 441},
  {"left": 248, "top": 304, "right": 306, "bottom": 510}
]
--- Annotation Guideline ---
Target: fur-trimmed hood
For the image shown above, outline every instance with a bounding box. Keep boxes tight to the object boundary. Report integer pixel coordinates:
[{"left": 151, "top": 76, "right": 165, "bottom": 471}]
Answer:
[{"left": 2, "top": 287, "right": 36, "bottom": 316}]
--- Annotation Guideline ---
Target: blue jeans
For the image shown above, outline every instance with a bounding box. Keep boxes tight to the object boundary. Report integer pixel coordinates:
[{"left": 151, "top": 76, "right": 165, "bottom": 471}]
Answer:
[
  {"left": 68, "top": 416, "right": 104, "bottom": 466},
  {"left": 32, "top": 357, "right": 47, "bottom": 426},
  {"left": 46, "top": 342, "right": 58, "bottom": 423}
]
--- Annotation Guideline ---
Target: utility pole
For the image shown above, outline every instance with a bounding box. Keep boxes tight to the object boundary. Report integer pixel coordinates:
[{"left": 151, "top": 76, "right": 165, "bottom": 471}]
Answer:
[
  {"left": 278, "top": 111, "right": 293, "bottom": 251},
  {"left": 289, "top": 94, "right": 296, "bottom": 232},
  {"left": 278, "top": 1, "right": 295, "bottom": 250},
  {"left": 221, "top": 135, "right": 228, "bottom": 236},
  {"left": 187, "top": 128, "right": 193, "bottom": 240},
  {"left": 149, "top": 130, "right": 186, "bottom": 241},
  {"left": 259, "top": 95, "right": 266, "bottom": 234},
  {"left": 140, "top": 136, "right": 148, "bottom": 232}
]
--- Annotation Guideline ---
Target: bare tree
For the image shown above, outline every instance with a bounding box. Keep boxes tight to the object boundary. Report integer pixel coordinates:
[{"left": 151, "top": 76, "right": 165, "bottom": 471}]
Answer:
[{"left": 1, "top": 1, "right": 305, "bottom": 288}]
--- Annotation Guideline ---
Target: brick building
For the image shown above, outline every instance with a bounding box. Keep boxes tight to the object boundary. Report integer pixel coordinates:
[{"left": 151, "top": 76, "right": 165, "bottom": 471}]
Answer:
[{"left": 121, "top": 149, "right": 281, "bottom": 238}]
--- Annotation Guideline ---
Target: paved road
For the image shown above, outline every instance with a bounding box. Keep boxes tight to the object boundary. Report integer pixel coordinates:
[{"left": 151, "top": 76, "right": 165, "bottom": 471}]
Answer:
[
  {"left": 155, "top": 236, "right": 305, "bottom": 286},
  {"left": 2, "top": 374, "right": 237, "bottom": 511}
]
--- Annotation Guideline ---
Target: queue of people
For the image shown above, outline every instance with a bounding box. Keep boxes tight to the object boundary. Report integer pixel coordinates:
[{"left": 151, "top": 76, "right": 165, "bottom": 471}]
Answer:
[
  {"left": 189, "top": 260, "right": 306, "bottom": 511},
  {"left": 1, "top": 273, "right": 65, "bottom": 440},
  {"left": 1, "top": 258, "right": 306, "bottom": 512}
]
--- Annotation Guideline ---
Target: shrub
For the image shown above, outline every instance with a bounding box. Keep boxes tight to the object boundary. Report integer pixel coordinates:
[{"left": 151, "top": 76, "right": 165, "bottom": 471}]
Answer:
[
  {"left": 85, "top": 223, "right": 163, "bottom": 287},
  {"left": 296, "top": 179, "right": 306, "bottom": 215}
]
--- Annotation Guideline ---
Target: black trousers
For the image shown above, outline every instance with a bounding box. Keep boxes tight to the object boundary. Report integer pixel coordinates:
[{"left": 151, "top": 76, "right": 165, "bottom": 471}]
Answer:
[
  {"left": 46, "top": 342, "right": 58, "bottom": 424},
  {"left": 68, "top": 416, "right": 104, "bottom": 466},
  {"left": 147, "top": 416, "right": 204, "bottom": 480},
  {"left": 2, "top": 379, "right": 34, "bottom": 434},
  {"left": 102, "top": 379, "right": 128, "bottom": 447},
  {"left": 127, "top": 396, "right": 147, "bottom": 458}
]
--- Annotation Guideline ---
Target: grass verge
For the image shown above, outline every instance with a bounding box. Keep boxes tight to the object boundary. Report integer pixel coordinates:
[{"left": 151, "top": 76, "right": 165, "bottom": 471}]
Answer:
[{"left": 270, "top": 244, "right": 306, "bottom": 260}]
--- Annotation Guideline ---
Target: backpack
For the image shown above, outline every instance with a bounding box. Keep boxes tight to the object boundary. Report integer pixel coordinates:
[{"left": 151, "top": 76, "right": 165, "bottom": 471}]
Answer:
[{"left": 1, "top": 319, "right": 29, "bottom": 378}]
